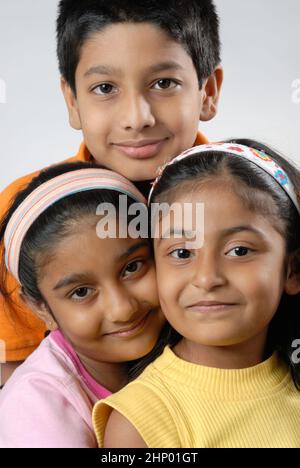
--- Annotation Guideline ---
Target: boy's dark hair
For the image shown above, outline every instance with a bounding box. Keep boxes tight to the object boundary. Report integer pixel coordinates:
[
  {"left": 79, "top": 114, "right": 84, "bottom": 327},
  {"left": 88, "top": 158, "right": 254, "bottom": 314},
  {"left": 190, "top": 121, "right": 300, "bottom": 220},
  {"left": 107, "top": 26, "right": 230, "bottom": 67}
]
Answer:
[
  {"left": 129, "top": 139, "right": 300, "bottom": 389},
  {"left": 56, "top": 0, "right": 221, "bottom": 95}
]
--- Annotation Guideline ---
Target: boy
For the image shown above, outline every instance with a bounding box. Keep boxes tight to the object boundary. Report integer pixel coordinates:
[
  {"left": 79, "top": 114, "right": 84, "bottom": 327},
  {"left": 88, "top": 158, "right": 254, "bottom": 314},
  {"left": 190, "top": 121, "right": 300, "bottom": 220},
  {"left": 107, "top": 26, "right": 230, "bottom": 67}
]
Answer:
[{"left": 0, "top": 0, "right": 223, "bottom": 382}]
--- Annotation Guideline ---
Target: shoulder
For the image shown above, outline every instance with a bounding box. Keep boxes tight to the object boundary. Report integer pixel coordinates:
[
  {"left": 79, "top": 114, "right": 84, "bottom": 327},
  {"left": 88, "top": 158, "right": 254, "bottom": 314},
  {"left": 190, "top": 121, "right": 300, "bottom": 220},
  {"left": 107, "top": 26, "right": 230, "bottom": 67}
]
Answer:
[
  {"left": 93, "top": 376, "right": 181, "bottom": 448},
  {"left": 0, "top": 170, "right": 39, "bottom": 216},
  {"left": 1, "top": 336, "right": 88, "bottom": 406},
  {"left": 0, "top": 153, "right": 82, "bottom": 216},
  {"left": 104, "top": 410, "right": 147, "bottom": 448},
  {"left": 0, "top": 338, "right": 96, "bottom": 448}
]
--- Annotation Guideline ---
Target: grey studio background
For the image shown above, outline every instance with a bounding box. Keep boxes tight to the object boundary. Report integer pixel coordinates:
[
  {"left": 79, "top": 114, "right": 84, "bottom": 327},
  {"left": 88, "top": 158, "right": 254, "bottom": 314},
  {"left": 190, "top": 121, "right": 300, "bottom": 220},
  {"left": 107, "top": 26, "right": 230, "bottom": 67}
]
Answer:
[{"left": 0, "top": 0, "right": 299, "bottom": 191}]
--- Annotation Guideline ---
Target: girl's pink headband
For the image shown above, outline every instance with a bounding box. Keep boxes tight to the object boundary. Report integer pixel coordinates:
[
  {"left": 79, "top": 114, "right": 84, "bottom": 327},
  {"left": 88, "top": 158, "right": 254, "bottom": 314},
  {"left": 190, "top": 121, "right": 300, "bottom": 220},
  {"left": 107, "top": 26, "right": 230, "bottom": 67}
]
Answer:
[
  {"left": 4, "top": 168, "right": 146, "bottom": 283},
  {"left": 148, "top": 143, "right": 300, "bottom": 215}
]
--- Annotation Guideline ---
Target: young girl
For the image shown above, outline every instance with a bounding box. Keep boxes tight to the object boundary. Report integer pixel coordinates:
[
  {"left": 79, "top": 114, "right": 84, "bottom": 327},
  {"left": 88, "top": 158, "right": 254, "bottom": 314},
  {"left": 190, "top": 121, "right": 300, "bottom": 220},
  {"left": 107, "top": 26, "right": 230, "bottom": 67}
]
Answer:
[
  {"left": 93, "top": 139, "right": 300, "bottom": 448},
  {"left": 0, "top": 162, "right": 165, "bottom": 448}
]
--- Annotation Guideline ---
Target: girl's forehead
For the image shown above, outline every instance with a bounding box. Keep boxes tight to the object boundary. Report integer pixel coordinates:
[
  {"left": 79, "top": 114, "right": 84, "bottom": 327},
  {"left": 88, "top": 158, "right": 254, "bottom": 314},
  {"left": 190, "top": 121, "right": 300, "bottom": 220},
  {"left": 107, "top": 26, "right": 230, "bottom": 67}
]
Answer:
[
  {"left": 153, "top": 182, "right": 285, "bottom": 246},
  {"left": 166, "top": 177, "right": 281, "bottom": 221},
  {"left": 38, "top": 232, "right": 151, "bottom": 287},
  {"left": 54, "top": 223, "right": 148, "bottom": 255}
]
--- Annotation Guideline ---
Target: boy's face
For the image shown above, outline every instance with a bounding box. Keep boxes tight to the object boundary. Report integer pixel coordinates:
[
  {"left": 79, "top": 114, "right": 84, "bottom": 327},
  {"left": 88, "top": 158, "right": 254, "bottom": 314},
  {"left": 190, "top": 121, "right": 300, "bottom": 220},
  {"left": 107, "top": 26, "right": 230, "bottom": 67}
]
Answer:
[{"left": 62, "top": 23, "right": 222, "bottom": 181}]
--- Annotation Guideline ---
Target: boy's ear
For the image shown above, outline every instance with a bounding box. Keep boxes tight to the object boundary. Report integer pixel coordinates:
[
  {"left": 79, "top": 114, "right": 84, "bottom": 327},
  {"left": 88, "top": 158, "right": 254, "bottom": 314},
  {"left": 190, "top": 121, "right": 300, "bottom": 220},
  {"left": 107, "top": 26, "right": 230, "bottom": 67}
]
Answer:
[
  {"left": 60, "top": 78, "right": 82, "bottom": 131},
  {"left": 200, "top": 65, "right": 223, "bottom": 122},
  {"left": 284, "top": 250, "right": 300, "bottom": 296},
  {"left": 19, "top": 289, "right": 59, "bottom": 331}
]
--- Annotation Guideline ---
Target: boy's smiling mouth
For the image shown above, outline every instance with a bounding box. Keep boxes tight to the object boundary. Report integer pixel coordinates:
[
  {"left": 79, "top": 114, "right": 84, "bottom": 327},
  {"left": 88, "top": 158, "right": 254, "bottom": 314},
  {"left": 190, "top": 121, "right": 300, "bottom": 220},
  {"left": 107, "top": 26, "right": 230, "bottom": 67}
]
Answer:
[{"left": 112, "top": 138, "right": 168, "bottom": 160}]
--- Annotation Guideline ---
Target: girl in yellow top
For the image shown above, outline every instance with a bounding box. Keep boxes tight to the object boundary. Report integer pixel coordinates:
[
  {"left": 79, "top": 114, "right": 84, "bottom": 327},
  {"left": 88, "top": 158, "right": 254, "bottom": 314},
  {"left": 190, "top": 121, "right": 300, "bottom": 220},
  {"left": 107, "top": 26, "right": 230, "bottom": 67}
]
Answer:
[{"left": 93, "top": 139, "right": 300, "bottom": 448}]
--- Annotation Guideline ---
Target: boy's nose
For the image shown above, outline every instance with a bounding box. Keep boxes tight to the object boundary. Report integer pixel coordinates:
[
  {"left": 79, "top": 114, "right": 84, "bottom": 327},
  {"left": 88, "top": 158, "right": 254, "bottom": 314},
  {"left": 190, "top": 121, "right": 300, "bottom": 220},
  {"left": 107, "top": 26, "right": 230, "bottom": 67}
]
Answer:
[
  {"left": 191, "top": 253, "right": 226, "bottom": 292},
  {"left": 120, "top": 92, "right": 156, "bottom": 131}
]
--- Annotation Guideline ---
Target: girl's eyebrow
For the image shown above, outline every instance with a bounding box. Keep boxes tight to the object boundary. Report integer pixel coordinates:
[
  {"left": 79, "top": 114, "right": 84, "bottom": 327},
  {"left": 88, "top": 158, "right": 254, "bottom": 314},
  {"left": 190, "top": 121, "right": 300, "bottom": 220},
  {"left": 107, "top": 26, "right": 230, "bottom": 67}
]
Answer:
[
  {"left": 118, "top": 240, "right": 150, "bottom": 261},
  {"left": 158, "top": 227, "right": 194, "bottom": 244},
  {"left": 157, "top": 225, "right": 267, "bottom": 245},
  {"left": 53, "top": 273, "right": 92, "bottom": 291},
  {"left": 53, "top": 240, "right": 150, "bottom": 291},
  {"left": 220, "top": 225, "right": 267, "bottom": 240}
]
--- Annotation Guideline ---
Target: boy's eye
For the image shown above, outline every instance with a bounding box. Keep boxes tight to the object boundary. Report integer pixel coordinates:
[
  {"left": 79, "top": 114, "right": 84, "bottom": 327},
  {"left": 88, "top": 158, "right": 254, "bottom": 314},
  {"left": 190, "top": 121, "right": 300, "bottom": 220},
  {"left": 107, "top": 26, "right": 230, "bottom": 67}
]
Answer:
[
  {"left": 169, "top": 249, "right": 192, "bottom": 260},
  {"left": 153, "top": 79, "right": 179, "bottom": 90},
  {"left": 226, "top": 247, "right": 253, "bottom": 257},
  {"left": 93, "top": 83, "right": 115, "bottom": 95},
  {"left": 123, "top": 260, "right": 144, "bottom": 278},
  {"left": 70, "top": 287, "right": 93, "bottom": 301}
]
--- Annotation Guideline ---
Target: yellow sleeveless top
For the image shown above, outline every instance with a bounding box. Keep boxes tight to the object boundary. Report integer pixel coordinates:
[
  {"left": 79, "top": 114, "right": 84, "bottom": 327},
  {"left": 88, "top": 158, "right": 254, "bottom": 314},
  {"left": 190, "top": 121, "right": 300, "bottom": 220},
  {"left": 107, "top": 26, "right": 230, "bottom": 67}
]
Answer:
[{"left": 93, "top": 346, "right": 300, "bottom": 448}]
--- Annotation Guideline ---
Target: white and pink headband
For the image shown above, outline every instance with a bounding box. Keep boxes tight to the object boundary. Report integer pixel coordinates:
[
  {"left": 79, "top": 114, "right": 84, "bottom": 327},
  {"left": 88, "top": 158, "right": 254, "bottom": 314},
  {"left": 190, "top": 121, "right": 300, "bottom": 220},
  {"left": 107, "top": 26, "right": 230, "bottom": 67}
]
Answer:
[
  {"left": 149, "top": 143, "right": 300, "bottom": 215},
  {"left": 4, "top": 168, "right": 146, "bottom": 283}
]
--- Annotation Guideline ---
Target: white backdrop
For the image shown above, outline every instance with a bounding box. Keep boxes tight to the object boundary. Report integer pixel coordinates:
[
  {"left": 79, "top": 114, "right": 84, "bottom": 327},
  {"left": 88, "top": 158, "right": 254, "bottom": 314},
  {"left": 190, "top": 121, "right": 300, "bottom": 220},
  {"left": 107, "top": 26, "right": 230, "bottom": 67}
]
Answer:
[{"left": 0, "top": 0, "right": 299, "bottom": 191}]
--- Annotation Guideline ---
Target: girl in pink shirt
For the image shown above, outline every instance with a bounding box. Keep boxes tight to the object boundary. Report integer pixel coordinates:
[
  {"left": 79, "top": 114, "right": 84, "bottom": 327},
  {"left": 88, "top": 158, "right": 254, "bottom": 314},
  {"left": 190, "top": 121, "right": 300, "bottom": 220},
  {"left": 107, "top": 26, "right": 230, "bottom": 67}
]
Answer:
[{"left": 0, "top": 162, "right": 165, "bottom": 448}]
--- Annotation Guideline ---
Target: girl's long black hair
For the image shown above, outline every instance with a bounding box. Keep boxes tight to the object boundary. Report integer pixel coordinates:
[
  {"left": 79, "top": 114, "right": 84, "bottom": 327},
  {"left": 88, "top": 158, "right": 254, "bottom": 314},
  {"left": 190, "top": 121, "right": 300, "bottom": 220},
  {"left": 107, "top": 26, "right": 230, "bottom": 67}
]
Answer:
[{"left": 129, "top": 139, "right": 300, "bottom": 389}]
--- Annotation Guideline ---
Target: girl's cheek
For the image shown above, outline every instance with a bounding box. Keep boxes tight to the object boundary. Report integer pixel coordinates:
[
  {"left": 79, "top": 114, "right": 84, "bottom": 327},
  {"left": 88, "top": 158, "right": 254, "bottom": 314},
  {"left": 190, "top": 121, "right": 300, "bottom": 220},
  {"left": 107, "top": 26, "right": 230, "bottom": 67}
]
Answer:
[{"left": 61, "top": 305, "right": 103, "bottom": 336}]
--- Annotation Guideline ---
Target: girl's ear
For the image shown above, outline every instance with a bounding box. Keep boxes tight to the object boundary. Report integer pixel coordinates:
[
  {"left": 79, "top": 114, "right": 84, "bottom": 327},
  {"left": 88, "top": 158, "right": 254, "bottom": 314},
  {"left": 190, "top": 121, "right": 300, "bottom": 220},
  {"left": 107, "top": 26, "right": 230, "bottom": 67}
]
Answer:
[
  {"left": 19, "top": 289, "right": 59, "bottom": 331},
  {"left": 285, "top": 249, "right": 300, "bottom": 296}
]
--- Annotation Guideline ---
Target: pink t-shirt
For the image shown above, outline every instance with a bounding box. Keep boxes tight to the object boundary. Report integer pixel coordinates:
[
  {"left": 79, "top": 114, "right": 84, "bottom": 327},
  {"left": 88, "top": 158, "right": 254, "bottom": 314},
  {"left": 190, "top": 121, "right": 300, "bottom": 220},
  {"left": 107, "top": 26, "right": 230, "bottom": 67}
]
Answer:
[{"left": 0, "top": 330, "right": 111, "bottom": 448}]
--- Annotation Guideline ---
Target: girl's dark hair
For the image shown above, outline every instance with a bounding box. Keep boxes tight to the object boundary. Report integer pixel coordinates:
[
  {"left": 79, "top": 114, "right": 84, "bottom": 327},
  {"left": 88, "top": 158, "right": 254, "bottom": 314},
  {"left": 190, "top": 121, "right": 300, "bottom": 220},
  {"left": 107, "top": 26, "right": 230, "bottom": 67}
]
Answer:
[
  {"left": 56, "top": 0, "right": 221, "bottom": 95},
  {"left": 0, "top": 161, "right": 141, "bottom": 322},
  {"left": 130, "top": 139, "right": 300, "bottom": 389}
]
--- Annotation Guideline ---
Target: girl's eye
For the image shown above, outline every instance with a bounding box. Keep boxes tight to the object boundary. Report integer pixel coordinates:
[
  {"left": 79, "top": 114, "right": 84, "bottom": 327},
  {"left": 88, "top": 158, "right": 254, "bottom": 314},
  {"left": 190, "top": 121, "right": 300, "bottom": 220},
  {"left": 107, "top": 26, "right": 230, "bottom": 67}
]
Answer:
[
  {"left": 93, "top": 84, "right": 116, "bottom": 95},
  {"left": 123, "top": 261, "right": 144, "bottom": 278},
  {"left": 153, "top": 79, "right": 179, "bottom": 90},
  {"left": 169, "top": 249, "right": 192, "bottom": 260},
  {"left": 70, "top": 287, "right": 93, "bottom": 301},
  {"left": 226, "top": 247, "right": 252, "bottom": 257}
]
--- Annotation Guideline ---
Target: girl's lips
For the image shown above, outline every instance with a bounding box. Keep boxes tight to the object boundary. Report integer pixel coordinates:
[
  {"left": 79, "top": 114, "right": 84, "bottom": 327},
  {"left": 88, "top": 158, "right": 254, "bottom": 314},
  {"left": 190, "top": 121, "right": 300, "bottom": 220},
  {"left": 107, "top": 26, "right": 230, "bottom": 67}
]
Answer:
[
  {"left": 113, "top": 140, "right": 166, "bottom": 159},
  {"left": 187, "top": 303, "right": 238, "bottom": 314},
  {"left": 105, "top": 312, "right": 151, "bottom": 338}
]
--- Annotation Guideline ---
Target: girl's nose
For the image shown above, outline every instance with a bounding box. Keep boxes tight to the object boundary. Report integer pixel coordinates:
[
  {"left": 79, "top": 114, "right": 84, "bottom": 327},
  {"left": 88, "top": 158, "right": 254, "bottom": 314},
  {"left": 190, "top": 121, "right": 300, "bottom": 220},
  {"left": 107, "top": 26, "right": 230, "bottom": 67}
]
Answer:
[
  {"left": 191, "top": 252, "right": 226, "bottom": 292},
  {"left": 120, "top": 92, "right": 156, "bottom": 131},
  {"left": 103, "top": 285, "right": 140, "bottom": 323}
]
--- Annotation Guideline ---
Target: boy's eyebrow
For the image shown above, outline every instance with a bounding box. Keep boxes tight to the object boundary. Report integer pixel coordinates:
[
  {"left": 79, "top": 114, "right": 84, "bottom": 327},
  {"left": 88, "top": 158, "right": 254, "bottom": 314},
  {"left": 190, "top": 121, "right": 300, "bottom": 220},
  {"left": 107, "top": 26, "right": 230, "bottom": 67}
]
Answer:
[
  {"left": 84, "top": 61, "right": 184, "bottom": 78},
  {"left": 147, "top": 61, "right": 184, "bottom": 74},
  {"left": 53, "top": 240, "right": 150, "bottom": 291},
  {"left": 84, "top": 65, "right": 118, "bottom": 78}
]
